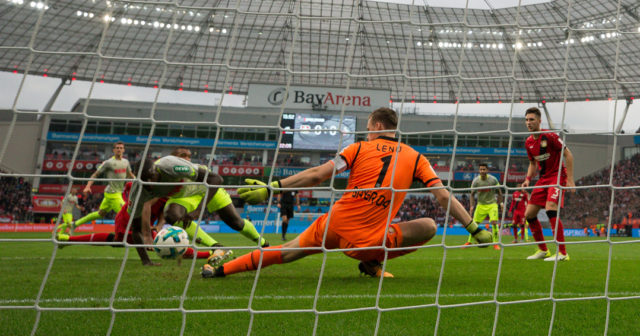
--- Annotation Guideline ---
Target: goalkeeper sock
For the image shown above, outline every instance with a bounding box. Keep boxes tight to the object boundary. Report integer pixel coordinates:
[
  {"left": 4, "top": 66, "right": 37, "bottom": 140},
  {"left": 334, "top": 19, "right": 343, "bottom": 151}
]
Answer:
[
  {"left": 183, "top": 248, "right": 211, "bottom": 259},
  {"left": 527, "top": 218, "right": 547, "bottom": 251},
  {"left": 466, "top": 234, "right": 473, "bottom": 243},
  {"left": 240, "top": 219, "right": 266, "bottom": 246},
  {"left": 223, "top": 245, "right": 283, "bottom": 275},
  {"left": 184, "top": 221, "right": 218, "bottom": 247},
  {"left": 74, "top": 211, "right": 103, "bottom": 227},
  {"left": 68, "top": 233, "right": 113, "bottom": 242},
  {"left": 547, "top": 212, "right": 567, "bottom": 255},
  {"left": 524, "top": 224, "right": 529, "bottom": 241},
  {"left": 491, "top": 224, "right": 499, "bottom": 243}
]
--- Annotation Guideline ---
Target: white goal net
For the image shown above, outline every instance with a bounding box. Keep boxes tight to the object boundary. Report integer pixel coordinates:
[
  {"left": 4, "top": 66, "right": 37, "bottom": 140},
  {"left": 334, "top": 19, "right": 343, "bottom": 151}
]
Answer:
[{"left": 1, "top": 0, "right": 639, "bottom": 335}]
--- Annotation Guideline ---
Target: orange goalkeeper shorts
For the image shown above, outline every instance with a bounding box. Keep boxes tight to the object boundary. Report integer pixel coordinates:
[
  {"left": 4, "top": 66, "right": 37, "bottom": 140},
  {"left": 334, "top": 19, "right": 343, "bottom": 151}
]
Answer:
[{"left": 298, "top": 213, "right": 418, "bottom": 262}]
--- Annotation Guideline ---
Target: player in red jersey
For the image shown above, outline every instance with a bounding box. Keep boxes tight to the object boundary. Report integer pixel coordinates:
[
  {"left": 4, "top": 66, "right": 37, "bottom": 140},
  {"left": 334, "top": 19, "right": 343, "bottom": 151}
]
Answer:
[
  {"left": 202, "top": 107, "right": 493, "bottom": 279},
  {"left": 508, "top": 184, "right": 528, "bottom": 243},
  {"left": 522, "top": 107, "right": 575, "bottom": 261}
]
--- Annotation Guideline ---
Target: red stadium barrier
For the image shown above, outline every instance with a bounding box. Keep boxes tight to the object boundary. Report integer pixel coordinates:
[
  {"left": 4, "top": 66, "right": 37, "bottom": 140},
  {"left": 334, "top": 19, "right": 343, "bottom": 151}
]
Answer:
[
  {"left": 0, "top": 223, "right": 114, "bottom": 232},
  {"left": 38, "top": 184, "right": 106, "bottom": 194}
]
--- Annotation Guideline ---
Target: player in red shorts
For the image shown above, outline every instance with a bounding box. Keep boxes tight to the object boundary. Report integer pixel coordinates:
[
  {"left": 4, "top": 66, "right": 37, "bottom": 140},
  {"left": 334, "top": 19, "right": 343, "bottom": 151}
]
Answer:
[
  {"left": 522, "top": 107, "right": 575, "bottom": 261},
  {"left": 508, "top": 184, "right": 528, "bottom": 243}
]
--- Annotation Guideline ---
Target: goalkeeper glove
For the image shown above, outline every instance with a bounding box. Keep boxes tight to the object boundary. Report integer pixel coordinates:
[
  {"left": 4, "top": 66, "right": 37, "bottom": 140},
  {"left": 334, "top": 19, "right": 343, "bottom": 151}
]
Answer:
[
  {"left": 465, "top": 221, "right": 492, "bottom": 247},
  {"left": 237, "top": 178, "right": 281, "bottom": 205}
]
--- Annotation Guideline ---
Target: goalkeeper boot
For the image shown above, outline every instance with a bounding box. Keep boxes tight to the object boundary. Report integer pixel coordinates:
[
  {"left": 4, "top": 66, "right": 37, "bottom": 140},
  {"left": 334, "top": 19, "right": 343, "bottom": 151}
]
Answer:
[
  {"left": 544, "top": 252, "right": 570, "bottom": 262},
  {"left": 526, "top": 249, "right": 551, "bottom": 260},
  {"left": 201, "top": 264, "right": 225, "bottom": 278},
  {"left": 358, "top": 260, "right": 394, "bottom": 278},
  {"left": 207, "top": 247, "right": 234, "bottom": 268}
]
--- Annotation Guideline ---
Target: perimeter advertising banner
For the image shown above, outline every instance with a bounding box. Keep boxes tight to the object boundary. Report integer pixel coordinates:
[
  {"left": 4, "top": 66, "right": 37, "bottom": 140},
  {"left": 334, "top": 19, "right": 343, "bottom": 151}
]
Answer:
[
  {"left": 248, "top": 83, "right": 391, "bottom": 112},
  {"left": 43, "top": 159, "right": 100, "bottom": 172},
  {"left": 32, "top": 195, "right": 63, "bottom": 213}
]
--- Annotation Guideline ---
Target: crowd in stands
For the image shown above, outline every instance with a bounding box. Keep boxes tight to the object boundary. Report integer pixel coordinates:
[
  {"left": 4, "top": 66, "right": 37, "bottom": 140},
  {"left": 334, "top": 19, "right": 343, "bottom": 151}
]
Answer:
[
  {"left": 0, "top": 172, "right": 32, "bottom": 222},
  {"left": 397, "top": 194, "right": 472, "bottom": 227},
  {"left": 563, "top": 153, "right": 640, "bottom": 228}
]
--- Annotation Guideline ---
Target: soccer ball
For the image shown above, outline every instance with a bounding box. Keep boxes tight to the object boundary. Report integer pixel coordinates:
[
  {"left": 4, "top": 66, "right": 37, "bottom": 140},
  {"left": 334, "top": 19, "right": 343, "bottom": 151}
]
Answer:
[{"left": 153, "top": 226, "right": 189, "bottom": 259}]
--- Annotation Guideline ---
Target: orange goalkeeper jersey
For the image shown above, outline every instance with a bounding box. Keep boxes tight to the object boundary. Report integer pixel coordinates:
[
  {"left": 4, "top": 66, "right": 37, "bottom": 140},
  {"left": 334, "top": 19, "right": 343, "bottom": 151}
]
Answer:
[{"left": 327, "top": 136, "right": 441, "bottom": 246}]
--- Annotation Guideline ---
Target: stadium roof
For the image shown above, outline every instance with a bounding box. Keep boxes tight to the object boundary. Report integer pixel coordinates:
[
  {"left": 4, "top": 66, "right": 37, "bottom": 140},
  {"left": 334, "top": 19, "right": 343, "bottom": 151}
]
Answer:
[{"left": 1, "top": 0, "right": 639, "bottom": 103}]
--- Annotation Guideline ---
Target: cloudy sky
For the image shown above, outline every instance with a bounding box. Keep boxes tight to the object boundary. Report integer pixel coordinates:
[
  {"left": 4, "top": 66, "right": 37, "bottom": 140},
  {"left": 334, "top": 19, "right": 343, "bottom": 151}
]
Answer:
[{"left": 1, "top": 71, "right": 639, "bottom": 134}]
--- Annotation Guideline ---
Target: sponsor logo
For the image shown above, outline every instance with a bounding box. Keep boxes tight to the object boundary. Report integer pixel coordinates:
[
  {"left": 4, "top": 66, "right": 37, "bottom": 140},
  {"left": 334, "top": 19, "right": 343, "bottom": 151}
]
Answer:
[
  {"left": 173, "top": 166, "right": 190, "bottom": 173},
  {"left": 267, "top": 87, "right": 288, "bottom": 105},
  {"left": 34, "top": 198, "right": 61, "bottom": 208},
  {"left": 541, "top": 139, "right": 547, "bottom": 148},
  {"left": 534, "top": 153, "right": 551, "bottom": 161},
  {"left": 351, "top": 187, "right": 391, "bottom": 209},
  {"left": 267, "top": 89, "right": 373, "bottom": 107}
]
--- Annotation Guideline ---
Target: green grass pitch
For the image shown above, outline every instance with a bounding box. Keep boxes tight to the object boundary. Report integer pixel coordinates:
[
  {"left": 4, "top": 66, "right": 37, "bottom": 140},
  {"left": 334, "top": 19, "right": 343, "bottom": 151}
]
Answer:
[{"left": 1, "top": 232, "right": 638, "bottom": 335}]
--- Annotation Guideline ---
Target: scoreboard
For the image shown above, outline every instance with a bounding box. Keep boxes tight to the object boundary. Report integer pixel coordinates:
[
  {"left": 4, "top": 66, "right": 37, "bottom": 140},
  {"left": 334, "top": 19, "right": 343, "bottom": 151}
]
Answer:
[{"left": 280, "top": 113, "right": 356, "bottom": 151}]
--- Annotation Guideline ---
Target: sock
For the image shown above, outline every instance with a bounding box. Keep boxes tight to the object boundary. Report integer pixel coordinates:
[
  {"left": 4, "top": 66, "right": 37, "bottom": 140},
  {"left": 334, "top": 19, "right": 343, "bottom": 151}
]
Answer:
[
  {"left": 467, "top": 233, "right": 473, "bottom": 243},
  {"left": 223, "top": 245, "right": 283, "bottom": 275},
  {"left": 492, "top": 224, "right": 499, "bottom": 243},
  {"left": 527, "top": 218, "right": 547, "bottom": 251},
  {"left": 74, "top": 211, "right": 102, "bottom": 227},
  {"left": 282, "top": 220, "right": 288, "bottom": 238},
  {"left": 513, "top": 224, "right": 518, "bottom": 240},
  {"left": 183, "top": 221, "right": 217, "bottom": 247},
  {"left": 548, "top": 215, "right": 567, "bottom": 255},
  {"left": 240, "top": 219, "right": 266, "bottom": 246},
  {"left": 183, "top": 248, "right": 211, "bottom": 259},
  {"left": 68, "top": 233, "right": 113, "bottom": 242}
]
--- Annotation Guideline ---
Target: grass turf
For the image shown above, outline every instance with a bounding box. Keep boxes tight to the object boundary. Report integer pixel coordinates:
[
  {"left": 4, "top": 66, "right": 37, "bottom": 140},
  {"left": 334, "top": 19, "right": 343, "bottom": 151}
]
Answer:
[{"left": 1, "top": 232, "right": 638, "bottom": 335}]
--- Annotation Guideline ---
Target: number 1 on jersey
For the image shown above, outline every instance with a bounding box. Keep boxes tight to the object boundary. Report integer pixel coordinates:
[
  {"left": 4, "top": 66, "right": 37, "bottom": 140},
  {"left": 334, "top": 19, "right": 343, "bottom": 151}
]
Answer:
[{"left": 375, "top": 155, "right": 392, "bottom": 187}]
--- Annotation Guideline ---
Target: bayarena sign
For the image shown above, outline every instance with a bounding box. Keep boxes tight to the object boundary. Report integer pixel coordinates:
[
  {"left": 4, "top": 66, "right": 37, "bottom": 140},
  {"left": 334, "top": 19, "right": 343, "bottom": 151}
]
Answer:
[{"left": 248, "top": 83, "right": 390, "bottom": 112}]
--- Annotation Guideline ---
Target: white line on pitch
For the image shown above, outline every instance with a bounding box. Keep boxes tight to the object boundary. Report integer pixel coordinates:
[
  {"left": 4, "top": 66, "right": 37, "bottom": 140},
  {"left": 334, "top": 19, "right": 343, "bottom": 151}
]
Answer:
[{"left": 2, "top": 292, "right": 639, "bottom": 305}]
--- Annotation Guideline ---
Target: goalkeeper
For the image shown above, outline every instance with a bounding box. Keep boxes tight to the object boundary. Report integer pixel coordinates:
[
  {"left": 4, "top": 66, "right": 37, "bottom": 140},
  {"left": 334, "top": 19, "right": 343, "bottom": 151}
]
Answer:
[{"left": 202, "top": 107, "right": 492, "bottom": 279}]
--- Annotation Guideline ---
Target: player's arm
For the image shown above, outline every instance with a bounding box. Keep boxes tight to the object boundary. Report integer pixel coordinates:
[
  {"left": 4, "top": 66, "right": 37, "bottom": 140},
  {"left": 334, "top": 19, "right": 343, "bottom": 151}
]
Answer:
[
  {"left": 508, "top": 195, "right": 515, "bottom": 214},
  {"left": 276, "top": 193, "right": 282, "bottom": 208},
  {"left": 469, "top": 180, "right": 476, "bottom": 211},
  {"left": 522, "top": 160, "right": 537, "bottom": 188},
  {"left": 140, "top": 198, "right": 159, "bottom": 246},
  {"left": 430, "top": 183, "right": 492, "bottom": 245},
  {"left": 280, "top": 161, "right": 336, "bottom": 188},
  {"left": 295, "top": 192, "right": 301, "bottom": 211},
  {"left": 238, "top": 161, "right": 336, "bottom": 204},
  {"left": 564, "top": 147, "right": 576, "bottom": 192},
  {"left": 83, "top": 171, "right": 101, "bottom": 193},
  {"left": 496, "top": 182, "right": 504, "bottom": 206}
]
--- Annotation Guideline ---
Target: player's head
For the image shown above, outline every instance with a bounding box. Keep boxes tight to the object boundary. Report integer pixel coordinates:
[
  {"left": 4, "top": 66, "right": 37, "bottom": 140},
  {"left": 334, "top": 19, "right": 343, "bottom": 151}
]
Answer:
[
  {"left": 478, "top": 163, "right": 489, "bottom": 177},
  {"left": 113, "top": 141, "right": 125, "bottom": 157},
  {"left": 525, "top": 107, "right": 542, "bottom": 132},
  {"left": 134, "top": 159, "right": 157, "bottom": 183},
  {"left": 367, "top": 107, "right": 397, "bottom": 141},
  {"left": 171, "top": 147, "right": 192, "bottom": 161},
  {"left": 70, "top": 188, "right": 77, "bottom": 195}
]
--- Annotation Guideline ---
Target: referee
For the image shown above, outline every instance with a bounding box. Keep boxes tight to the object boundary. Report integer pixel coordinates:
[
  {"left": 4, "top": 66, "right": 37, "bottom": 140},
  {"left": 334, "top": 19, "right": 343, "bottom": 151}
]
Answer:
[{"left": 278, "top": 190, "right": 300, "bottom": 241}]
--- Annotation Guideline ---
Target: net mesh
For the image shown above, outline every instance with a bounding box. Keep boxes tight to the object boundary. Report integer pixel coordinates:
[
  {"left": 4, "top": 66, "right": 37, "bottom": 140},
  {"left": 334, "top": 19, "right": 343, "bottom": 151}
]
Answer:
[{"left": 1, "top": 0, "right": 639, "bottom": 335}]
